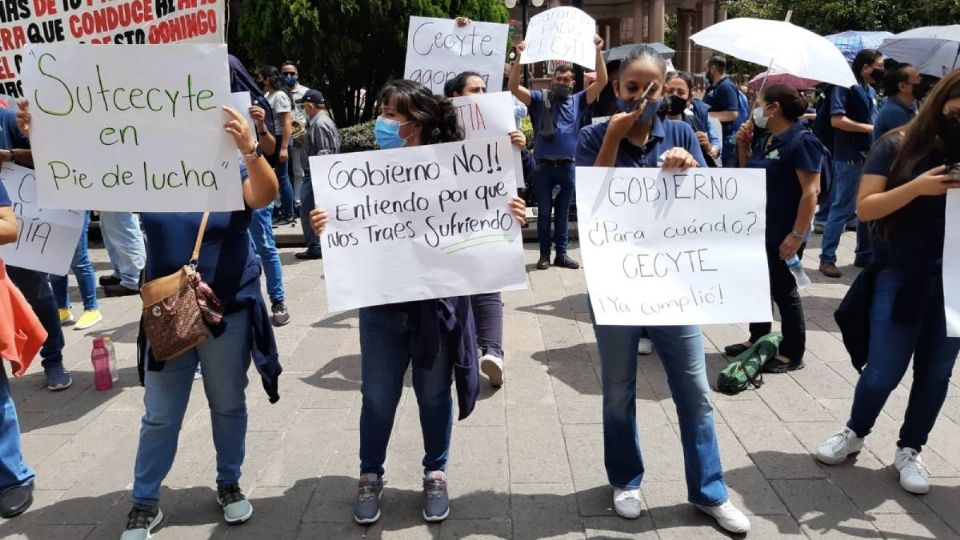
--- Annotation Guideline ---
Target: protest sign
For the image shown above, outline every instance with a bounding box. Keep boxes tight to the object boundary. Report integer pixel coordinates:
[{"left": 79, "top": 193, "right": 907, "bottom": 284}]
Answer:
[
  {"left": 0, "top": 0, "right": 225, "bottom": 99},
  {"left": 451, "top": 91, "right": 524, "bottom": 187},
  {"left": 942, "top": 191, "right": 960, "bottom": 336},
  {"left": 230, "top": 91, "right": 255, "bottom": 137},
  {"left": 404, "top": 16, "right": 509, "bottom": 96},
  {"left": 576, "top": 167, "right": 771, "bottom": 326},
  {"left": 310, "top": 136, "right": 527, "bottom": 312},
  {"left": 0, "top": 162, "right": 84, "bottom": 275},
  {"left": 520, "top": 7, "right": 596, "bottom": 70},
  {"left": 21, "top": 43, "right": 243, "bottom": 212}
]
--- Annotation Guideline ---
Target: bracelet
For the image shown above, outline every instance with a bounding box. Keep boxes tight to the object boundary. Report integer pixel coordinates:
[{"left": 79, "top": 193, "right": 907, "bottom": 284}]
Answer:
[{"left": 789, "top": 230, "right": 805, "bottom": 239}]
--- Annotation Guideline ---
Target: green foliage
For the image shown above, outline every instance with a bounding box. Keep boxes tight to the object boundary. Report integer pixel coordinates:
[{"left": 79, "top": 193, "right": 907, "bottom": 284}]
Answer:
[
  {"left": 338, "top": 120, "right": 378, "bottom": 153},
  {"left": 520, "top": 115, "right": 534, "bottom": 150},
  {"left": 235, "top": 0, "right": 509, "bottom": 128}
]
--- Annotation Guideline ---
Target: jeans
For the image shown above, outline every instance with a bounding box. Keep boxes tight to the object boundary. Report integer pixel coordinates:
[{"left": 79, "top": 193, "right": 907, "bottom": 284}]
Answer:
[
  {"left": 99, "top": 211, "right": 146, "bottom": 290},
  {"left": 847, "top": 269, "right": 960, "bottom": 451},
  {"left": 275, "top": 143, "right": 295, "bottom": 219},
  {"left": 721, "top": 135, "right": 737, "bottom": 168},
  {"left": 820, "top": 160, "right": 872, "bottom": 265},
  {"left": 50, "top": 211, "right": 98, "bottom": 311},
  {"left": 6, "top": 267, "right": 64, "bottom": 369},
  {"left": 249, "top": 207, "right": 285, "bottom": 304},
  {"left": 748, "top": 244, "right": 806, "bottom": 363},
  {"left": 358, "top": 306, "right": 454, "bottom": 476},
  {"left": 0, "top": 366, "right": 35, "bottom": 493},
  {"left": 290, "top": 144, "right": 305, "bottom": 203},
  {"left": 299, "top": 172, "right": 321, "bottom": 255},
  {"left": 533, "top": 161, "right": 575, "bottom": 257},
  {"left": 132, "top": 310, "right": 251, "bottom": 506},
  {"left": 471, "top": 293, "right": 504, "bottom": 359},
  {"left": 592, "top": 316, "right": 728, "bottom": 504}
]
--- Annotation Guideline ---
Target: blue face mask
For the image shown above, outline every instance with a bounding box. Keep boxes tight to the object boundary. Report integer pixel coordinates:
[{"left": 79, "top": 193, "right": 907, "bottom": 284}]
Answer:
[
  {"left": 282, "top": 74, "right": 297, "bottom": 87},
  {"left": 375, "top": 117, "right": 411, "bottom": 149},
  {"left": 616, "top": 96, "right": 662, "bottom": 126}
]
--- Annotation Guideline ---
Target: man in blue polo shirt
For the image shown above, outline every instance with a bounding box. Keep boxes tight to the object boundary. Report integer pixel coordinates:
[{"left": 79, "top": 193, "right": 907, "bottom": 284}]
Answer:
[
  {"left": 703, "top": 56, "right": 742, "bottom": 167},
  {"left": 508, "top": 35, "right": 607, "bottom": 270},
  {"left": 874, "top": 63, "right": 921, "bottom": 138},
  {"left": 818, "top": 49, "right": 884, "bottom": 278}
]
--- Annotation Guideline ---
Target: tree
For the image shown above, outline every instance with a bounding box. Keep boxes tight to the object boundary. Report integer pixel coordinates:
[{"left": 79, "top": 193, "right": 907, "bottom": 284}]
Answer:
[
  {"left": 235, "top": 0, "right": 509, "bottom": 127},
  {"left": 725, "top": 0, "right": 960, "bottom": 36}
]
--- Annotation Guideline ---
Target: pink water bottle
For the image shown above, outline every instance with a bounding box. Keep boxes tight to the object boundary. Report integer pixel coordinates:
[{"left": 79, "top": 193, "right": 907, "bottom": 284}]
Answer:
[{"left": 91, "top": 337, "right": 113, "bottom": 391}]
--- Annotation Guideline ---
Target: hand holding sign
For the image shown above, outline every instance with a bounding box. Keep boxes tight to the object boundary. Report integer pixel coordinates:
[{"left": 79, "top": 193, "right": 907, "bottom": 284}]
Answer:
[{"left": 520, "top": 7, "right": 598, "bottom": 70}]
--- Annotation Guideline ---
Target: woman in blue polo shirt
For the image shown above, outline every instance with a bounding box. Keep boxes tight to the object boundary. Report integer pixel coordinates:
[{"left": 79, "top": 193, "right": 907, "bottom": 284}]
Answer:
[
  {"left": 575, "top": 46, "right": 750, "bottom": 534},
  {"left": 723, "top": 84, "right": 823, "bottom": 372},
  {"left": 817, "top": 70, "right": 960, "bottom": 496}
]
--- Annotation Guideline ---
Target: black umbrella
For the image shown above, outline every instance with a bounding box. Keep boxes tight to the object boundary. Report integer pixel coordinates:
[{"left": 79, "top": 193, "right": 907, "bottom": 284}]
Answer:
[{"left": 602, "top": 42, "right": 676, "bottom": 63}]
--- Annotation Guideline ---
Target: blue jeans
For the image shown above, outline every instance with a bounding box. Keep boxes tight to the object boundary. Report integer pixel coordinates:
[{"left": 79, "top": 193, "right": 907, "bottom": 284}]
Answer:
[
  {"left": 592, "top": 316, "right": 728, "bottom": 505},
  {"left": 533, "top": 161, "right": 575, "bottom": 257},
  {"left": 358, "top": 306, "right": 454, "bottom": 476},
  {"left": 847, "top": 270, "right": 960, "bottom": 451},
  {"left": 299, "top": 172, "right": 321, "bottom": 255},
  {"left": 820, "top": 160, "right": 872, "bottom": 265},
  {"left": 6, "top": 267, "right": 64, "bottom": 369},
  {"left": 471, "top": 293, "right": 503, "bottom": 359},
  {"left": 0, "top": 366, "right": 35, "bottom": 493},
  {"left": 99, "top": 212, "right": 146, "bottom": 290},
  {"left": 50, "top": 211, "right": 98, "bottom": 311},
  {"left": 275, "top": 145, "right": 295, "bottom": 219},
  {"left": 249, "top": 207, "right": 285, "bottom": 304},
  {"left": 132, "top": 310, "right": 251, "bottom": 506},
  {"left": 721, "top": 135, "right": 737, "bottom": 168}
]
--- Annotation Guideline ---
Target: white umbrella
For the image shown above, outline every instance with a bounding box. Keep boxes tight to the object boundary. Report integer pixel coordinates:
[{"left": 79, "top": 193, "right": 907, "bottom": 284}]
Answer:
[
  {"left": 690, "top": 18, "right": 857, "bottom": 87},
  {"left": 880, "top": 25, "right": 960, "bottom": 77}
]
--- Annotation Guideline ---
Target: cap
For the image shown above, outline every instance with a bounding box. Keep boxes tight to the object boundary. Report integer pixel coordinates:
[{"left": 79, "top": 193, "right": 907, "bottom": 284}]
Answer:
[{"left": 298, "top": 89, "right": 325, "bottom": 106}]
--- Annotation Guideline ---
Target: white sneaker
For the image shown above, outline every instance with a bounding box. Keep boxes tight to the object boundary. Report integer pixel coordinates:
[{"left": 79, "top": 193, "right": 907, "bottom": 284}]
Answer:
[
  {"left": 613, "top": 488, "right": 642, "bottom": 519},
  {"left": 480, "top": 354, "right": 504, "bottom": 388},
  {"left": 637, "top": 338, "right": 654, "bottom": 356},
  {"left": 894, "top": 447, "right": 930, "bottom": 494},
  {"left": 696, "top": 501, "right": 751, "bottom": 534},
  {"left": 816, "top": 427, "right": 864, "bottom": 465}
]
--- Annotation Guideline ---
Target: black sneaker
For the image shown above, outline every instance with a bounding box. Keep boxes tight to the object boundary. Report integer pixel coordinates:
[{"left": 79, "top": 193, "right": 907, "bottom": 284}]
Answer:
[
  {"left": 536, "top": 256, "right": 550, "bottom": 270},
  {"left": 0, "top": 482, "right": 33, "bottom": 518},
  {"left": 217, "top": 483, "right": 253, "bottom": 524},
  {"left": 271, "top": 301, "right": 291, "bottom": 327},
  {"left": 121, "top": 504, "right": 163, "bottom": 540},
  {"left": 104, "top": 283, "right": 140, "bottom": 297},
  {"left": 99, "top": 275, "right": 121, "bottom": 287},
  {"left": 554, "top": 254, "right": 580, "bottom": 269},
  {"left": 294, "top": 250, "right": 322, "bottom": 260}
]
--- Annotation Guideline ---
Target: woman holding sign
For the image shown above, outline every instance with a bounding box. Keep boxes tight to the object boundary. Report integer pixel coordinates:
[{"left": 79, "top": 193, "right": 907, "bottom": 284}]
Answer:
[
  {"left": 18, "top": 100, "right": 282, "bottom": 539},
  {"left": 723, "top": 84, "right": 824, "bottom": 373},
  {"left": 575, "top": 46, "right": 750, "bottom": 534},
  {"left": 310, "top": 80, "right": 526, "bottom": 525},
  {"left": 817, "top": 71, "right": 960, "bottom": 496}
]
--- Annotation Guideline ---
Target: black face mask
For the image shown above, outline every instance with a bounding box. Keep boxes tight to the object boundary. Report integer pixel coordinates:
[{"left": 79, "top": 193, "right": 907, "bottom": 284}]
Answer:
[
  {"left": 940, "top": 115, "right": 960, "bottom": 160},
  {"left": 550, "top": 84, "right": 571, "bottom": 100},
  {"left": 665, "top": 94, "right": 688, "bottom": 116},
  {"left": 868, "top": 67, "right": 886, "bottom": 86}
]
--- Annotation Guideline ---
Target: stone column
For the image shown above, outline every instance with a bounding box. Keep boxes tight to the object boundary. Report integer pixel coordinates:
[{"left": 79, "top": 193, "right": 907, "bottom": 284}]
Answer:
[
  {"left": 676, "top": 9, "right": 692, "bottom": 71},
  {"left": 717, "top": 4, "right": 728, "bottom": 22},
  {"left": 634, "top": 0, "right": 648, "bottom": 42},
  {"left": 695, "top": 1, "right": 716, "bottom": 70},
  {"left": 648, "top": 0, "right": 665, "bottom": 43}
]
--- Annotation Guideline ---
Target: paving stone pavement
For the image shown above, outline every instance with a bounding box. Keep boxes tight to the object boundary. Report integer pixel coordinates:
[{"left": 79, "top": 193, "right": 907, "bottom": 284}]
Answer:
[{"left": 2, "top": 230, "right": 959, "bottom": 540}]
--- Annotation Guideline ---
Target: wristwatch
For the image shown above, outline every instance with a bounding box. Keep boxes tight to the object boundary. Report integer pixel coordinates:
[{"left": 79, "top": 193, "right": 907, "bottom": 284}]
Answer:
[{"left": 243, "top": 142, "right": 263, "bottom": 162}]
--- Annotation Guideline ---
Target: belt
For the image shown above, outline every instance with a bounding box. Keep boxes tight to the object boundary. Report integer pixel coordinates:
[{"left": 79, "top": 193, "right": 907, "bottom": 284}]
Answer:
[{"left": 540, "top": 158, "right": 573, "bottom": 166}]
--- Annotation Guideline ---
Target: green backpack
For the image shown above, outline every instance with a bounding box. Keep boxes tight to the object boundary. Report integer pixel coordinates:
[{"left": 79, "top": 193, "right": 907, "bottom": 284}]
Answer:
[{"left": 716, "top": 333, "right": 783, "bottom": 395}]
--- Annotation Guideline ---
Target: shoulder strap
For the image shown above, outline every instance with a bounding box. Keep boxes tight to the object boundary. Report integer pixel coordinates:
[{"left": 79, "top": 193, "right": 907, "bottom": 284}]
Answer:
[{"left": 191, "top": 212, "right": 210, "bottom": 264}]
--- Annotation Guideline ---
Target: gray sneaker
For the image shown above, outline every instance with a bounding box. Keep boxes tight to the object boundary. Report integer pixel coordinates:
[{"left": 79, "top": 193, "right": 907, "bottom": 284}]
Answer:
[
  {"left": 119, "top": 504, "right": 163, "bottom": 540},
  {"left": 422, "top": 470, "right": 449, "bottom": 522},
  {"left": 353, "top": 473, "right": 383, "bottom": 524},
  {"left": 217, "top": 483, "right": 253, "bottom": 524}
]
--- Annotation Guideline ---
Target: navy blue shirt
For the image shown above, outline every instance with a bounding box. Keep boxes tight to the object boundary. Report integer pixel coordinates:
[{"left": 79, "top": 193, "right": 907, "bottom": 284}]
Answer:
[
  {"left": 873, "top": 97, "right": 916, "bottom": 139},
  {"left": 746, "top": 123, "right": 824, "bottom": 245},
  {"left": 0, "top": 108, "right": 29, "bottom": 151},
  {"left": 703, "top": 76, "right": 739, "bottom": 138},
  {"left": 865, "top": 136, "right": 946, "bottom": 264},
  {"left": 529, "top": 89, "right": 588, "bottom": 160},
  {"left": 829, "top": 84, "right": 879, "bottom": 162},
  {"left": 0, "top": 180, "right": 9, "bottom": 207},
  {"left": 576, "top": 115, "right": 707, "bottom": 168}
]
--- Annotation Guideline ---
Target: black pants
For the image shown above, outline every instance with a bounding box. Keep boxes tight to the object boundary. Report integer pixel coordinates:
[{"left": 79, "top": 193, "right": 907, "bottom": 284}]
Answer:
[{"left": 748, "top": 243, "right": 806, "bottom": 363}]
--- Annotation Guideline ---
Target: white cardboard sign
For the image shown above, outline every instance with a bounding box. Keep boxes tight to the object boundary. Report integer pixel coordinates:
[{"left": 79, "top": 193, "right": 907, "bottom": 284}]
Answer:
[
  {"left": 576, "top": 166, "right": 772, "bottom": 326},
  {"left": 404, "top": 16, "right": 509, "bottom": 96},
  {"left": 21, "top": 43, "right": 242, "bottom": 212},
  {"left": 942, "top": 190, "right": 960, "bottom": 336},
  {"left": 451, "top": 91, "right": 524, "bottom": 187},
  {"left": 310, "top": 136, "right": 527, "bottom": 312},
  {"left": 0, "top": 163, "right": 84, "bottom": 275},
  {"left": 520, "top": 7, "right": 597, "bottom": 70}
]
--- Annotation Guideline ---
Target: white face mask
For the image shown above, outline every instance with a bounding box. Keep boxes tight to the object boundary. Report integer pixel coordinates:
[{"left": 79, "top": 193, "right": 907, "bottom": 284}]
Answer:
[{"left": 752, "top": 106, "right": 769, "bottom": 129}]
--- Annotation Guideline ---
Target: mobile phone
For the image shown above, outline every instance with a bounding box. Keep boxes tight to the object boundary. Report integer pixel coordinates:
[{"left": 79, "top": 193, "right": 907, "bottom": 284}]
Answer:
[
  {"left": 946, "top": 162, "right": 960, "bottom": 180},
  {"left": 619, "top": 82, "right": 658, "bottom": 113}
]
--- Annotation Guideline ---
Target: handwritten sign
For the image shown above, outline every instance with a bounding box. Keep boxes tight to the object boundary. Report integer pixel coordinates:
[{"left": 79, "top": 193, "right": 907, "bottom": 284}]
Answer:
[
  {"left": 520, "top": 7, "right": 596, "bottom": 70},
  {"left": 310, "top": 136, "right": 527, "bottom": 312},
  {"left": 576, "top": 167, "right": 771, "bottom": 325},
  {"left": 0, "top": 0, "right": 225, "bottom": 99},
  {"left": 404, "top": 16, "right": 509, "bottom": 96},
  {"left": 21, "top": 43, "right": 242, "bottom": 212},
  {"left": 451, "top": 91, "right": 524, "bottom": 187},
  {"left": 0, "top": 163, "right": 83, "bottom": 275},
  {"left": 943, "top": 191, "right": 960, "bottom": 336}
]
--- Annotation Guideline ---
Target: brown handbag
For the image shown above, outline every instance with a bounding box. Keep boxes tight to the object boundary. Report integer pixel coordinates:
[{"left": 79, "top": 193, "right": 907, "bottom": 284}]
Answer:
[{"left": 140, "top": 212, "right": 224, "bottom": 362}]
